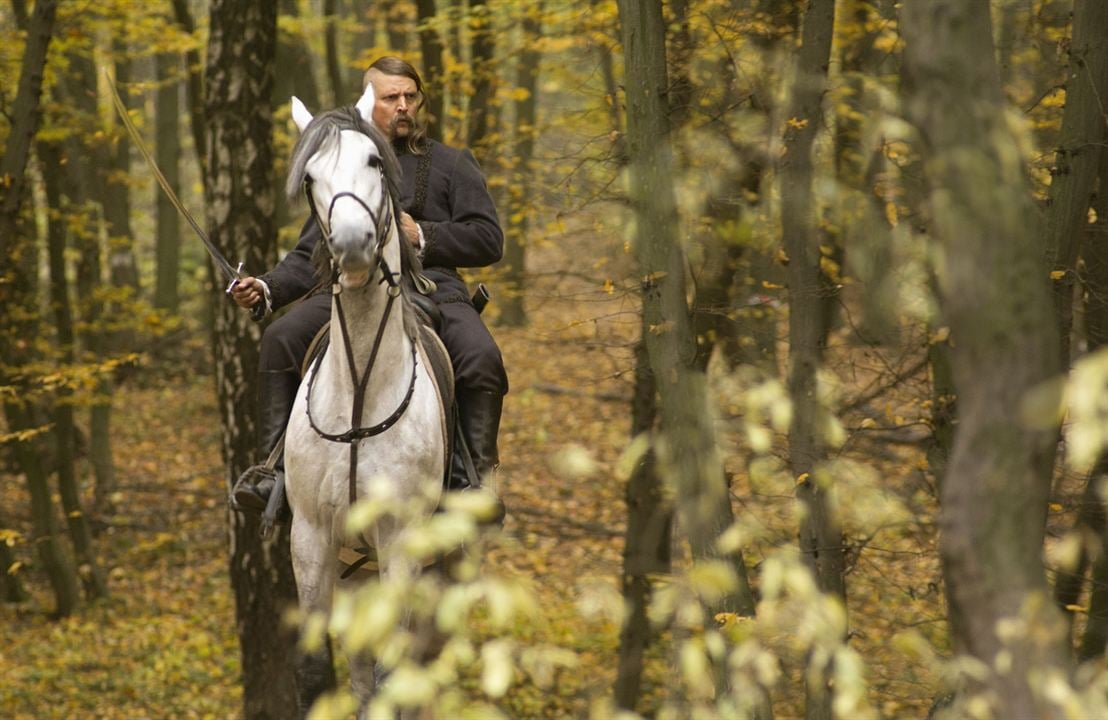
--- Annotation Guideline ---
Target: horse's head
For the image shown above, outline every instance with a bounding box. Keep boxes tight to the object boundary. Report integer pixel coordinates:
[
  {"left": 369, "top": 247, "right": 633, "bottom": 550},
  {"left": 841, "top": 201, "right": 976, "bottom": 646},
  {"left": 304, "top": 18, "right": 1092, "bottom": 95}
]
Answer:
[{"left": 287, "top": 85, "right": 401, "bottom": 287}]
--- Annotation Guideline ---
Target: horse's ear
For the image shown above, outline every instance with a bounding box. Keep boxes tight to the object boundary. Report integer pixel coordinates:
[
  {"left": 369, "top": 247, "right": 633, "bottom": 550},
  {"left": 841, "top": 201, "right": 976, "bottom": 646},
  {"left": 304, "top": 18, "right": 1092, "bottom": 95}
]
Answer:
[
  {"left": 354, "top": 83, "right": 376, "bottom": 127},
  {"left": 291, "top": 96, "right": 313, "bottom": 133}
]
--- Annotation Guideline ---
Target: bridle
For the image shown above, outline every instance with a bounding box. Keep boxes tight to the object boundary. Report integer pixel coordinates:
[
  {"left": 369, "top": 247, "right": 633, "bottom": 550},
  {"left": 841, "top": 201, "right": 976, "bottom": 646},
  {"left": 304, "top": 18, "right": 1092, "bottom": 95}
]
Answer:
[{"left": 301, "top": 158, "right": 419, "bottom": 505}]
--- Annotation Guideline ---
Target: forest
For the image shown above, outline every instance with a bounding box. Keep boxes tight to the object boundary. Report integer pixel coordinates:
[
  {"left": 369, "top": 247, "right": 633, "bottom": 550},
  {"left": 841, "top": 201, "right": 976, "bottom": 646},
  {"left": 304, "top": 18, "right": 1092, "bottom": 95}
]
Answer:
[{"left": 3, "top": 0, "right": 1108, "bottom": 718}]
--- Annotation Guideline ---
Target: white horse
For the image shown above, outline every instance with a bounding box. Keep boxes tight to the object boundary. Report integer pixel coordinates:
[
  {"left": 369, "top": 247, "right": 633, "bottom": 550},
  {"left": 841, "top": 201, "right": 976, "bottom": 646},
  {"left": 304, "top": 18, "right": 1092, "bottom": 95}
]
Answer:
[{"left": 282, "top": 84, "right": 447, "bottom": 718}]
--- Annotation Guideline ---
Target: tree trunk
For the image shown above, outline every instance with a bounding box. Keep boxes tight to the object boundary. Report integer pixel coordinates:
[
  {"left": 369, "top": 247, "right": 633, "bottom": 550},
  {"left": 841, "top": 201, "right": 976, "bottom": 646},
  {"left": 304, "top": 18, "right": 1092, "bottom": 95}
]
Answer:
[
  {"left": 616, "top": 0, "right": 757, "bottom": 626},
  {"left": 414, "top": 0, "right": 445, "bottom": 141},
  {"left": 107, "top": 48, "right": 141, "bottom": 296},
  {"left": 0, "top": 507, "right": 30, "bottom": 603},
  {"left": 155, "top": 49, "right": 183, "bottom": 313},
  {"left": 0, "top": 0, "right": 56, "bottom": 261},
  {"left": 444, "top": 0, "right": 465, "bottom": 136},
  {"left": 171, "top": 0, "right": 207, "bottom": 175},
  {"left": 466, "top": 0, "right": 497, "bottom": 162},
  {"left": 385, "top": 0, "right": 412, "bottom": 52},
  {"left": 499, "top": 2, "right": 542, "bottom": 328},
  {"left": 994, "top": 0, "right": 1033, "bottom": 86},
  {"left": 1077, "top": 146, "right": 1108, "bottom": 661},
  {"left": 691, "top": 0, "right": 796, "bottom": 375},
  {"left": 275, "top": 0, "right": 322, "bottom": 110},
  {"left": 203, "top": 1, "right": 300, "bottom": 716},
  {"left": 0, "top": 0, "right": 79, "bottom": 614},
  {"left": 591, "top": 0, "right": 626, "bottom": 165},
  {"left": 614, "top": 340, "right": 671, "bottom": 712},
  {"left": 347, "top": 0, "right": 377, "bottom": 93},
  {"left": 64, "top": 51, "right": 119, "bottom": 516},
  {"left": 1042, "top": 0, "right": 1108, "bottom": 637},
  {"left": 0, "top": 0, "right": 72, "bottom": 616},
  {"left": 323, "top": 0, "right": 346, "bottom": 105},
  {"left": 8, "top": 400, "right": 81, "bottom": 618},
  {"left": 901, "top": 2, "right": 1071, "bottom": 714},
  {"left": 835, "top": 0, "right": 899, "bottom": 345},
  {"left": 666, "top": 0, "right": 692, "bottom": 127},
  {"left": 1045, "top": 0, "right": 1108, "bottom": 368},
  {"left": 39, "top": 137, "right": 109, "bottom": 600},
  {"left": 275, "top": 0, "right": 323, "bottom": 238},
  {"left": 778, "top": 2, "right": 841, "bottom": 718}
]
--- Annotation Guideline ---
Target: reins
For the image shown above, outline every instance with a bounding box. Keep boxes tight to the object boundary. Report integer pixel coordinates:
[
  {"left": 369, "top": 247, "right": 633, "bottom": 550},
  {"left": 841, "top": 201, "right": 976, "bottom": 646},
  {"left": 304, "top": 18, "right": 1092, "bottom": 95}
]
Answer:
[{"left": 302, "top": 163, "right": 420, "bottom": 505}]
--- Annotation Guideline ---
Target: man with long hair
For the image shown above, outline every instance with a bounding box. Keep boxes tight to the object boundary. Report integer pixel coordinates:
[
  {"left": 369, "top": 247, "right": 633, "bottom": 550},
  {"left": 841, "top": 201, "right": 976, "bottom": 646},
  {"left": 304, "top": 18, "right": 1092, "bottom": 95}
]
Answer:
[{"left": 230, "top": 56, "right": 507, "bottom": 511}]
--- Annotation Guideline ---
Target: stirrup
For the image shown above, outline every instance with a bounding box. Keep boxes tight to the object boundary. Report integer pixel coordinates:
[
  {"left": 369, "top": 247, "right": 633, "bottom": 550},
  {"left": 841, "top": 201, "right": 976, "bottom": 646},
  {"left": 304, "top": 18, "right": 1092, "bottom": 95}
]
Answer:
[{"left": 231, "top": 465, "right": 277, "bottom": 513}]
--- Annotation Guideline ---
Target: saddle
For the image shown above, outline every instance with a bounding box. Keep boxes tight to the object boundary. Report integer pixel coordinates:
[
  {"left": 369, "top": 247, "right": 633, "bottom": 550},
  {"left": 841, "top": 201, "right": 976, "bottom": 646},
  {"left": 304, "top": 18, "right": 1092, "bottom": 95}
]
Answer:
[{"left": 259, "top": 285, "right": 490, "bottom": 538}]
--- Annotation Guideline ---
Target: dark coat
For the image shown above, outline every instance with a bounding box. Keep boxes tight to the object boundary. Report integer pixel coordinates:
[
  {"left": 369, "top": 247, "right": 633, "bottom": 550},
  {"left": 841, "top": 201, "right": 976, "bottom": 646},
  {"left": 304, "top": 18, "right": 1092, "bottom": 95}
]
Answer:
[{"left": 261, "top": 138, "right": 503, "bottom": 310}]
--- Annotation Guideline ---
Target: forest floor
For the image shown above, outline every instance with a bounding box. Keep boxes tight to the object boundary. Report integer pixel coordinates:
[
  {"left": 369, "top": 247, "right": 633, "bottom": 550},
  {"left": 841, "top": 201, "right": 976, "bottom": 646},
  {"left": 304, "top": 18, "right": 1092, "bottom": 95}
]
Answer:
[{"left": 1, "top": 237, "right": 950, "bottom": 718}]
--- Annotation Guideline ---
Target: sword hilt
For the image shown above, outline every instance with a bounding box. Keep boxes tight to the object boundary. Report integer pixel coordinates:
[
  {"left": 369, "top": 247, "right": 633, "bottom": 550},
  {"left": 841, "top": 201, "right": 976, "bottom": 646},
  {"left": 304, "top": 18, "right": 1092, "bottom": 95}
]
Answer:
[
  {"left": 225, "top": 261, "right": 246, "bottom": 294},
  {"left": 225, "top": 261, "right": 267, "bottom": 322}
]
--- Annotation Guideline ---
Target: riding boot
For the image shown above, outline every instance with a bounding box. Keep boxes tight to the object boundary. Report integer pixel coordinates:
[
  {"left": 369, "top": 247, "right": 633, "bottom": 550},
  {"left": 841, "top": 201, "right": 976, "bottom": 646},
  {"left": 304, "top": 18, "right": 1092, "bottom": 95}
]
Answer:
[
  {"left": 231, "top": 370, "right": 301, "bottom": 512},
  {"left": 450, "top": 390, "right": 502, "bottom": 490},
  {"left": 449, "top": 390, "right": 506, "bottom": 526}
]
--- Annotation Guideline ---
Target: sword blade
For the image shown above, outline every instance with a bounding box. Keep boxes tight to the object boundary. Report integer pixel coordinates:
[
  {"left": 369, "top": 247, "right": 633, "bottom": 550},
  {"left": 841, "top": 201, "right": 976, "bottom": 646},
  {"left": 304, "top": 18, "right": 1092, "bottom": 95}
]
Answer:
[{"left": 103, "top": 68, "right": 240, "bottom": 285}]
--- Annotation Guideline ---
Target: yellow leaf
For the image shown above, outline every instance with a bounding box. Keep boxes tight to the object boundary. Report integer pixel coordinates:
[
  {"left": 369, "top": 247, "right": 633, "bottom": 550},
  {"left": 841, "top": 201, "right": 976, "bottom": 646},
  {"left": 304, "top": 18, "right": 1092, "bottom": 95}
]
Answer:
[
  {"left": 1050, "top": 269, "right": 1066, "bottom": 280},
  {"left": 786, "top": 116, "right": 809, "bottom": 130},
  {"left": 796, "top": 472, "right": 810, "bottom": 485}
]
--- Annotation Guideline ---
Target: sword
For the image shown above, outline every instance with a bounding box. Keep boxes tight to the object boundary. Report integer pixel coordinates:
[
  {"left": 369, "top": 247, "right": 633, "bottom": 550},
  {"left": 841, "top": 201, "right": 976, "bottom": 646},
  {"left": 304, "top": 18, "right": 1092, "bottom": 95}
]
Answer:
[{"left": 104, "top": 69, "right": 265, "bottom": 320}]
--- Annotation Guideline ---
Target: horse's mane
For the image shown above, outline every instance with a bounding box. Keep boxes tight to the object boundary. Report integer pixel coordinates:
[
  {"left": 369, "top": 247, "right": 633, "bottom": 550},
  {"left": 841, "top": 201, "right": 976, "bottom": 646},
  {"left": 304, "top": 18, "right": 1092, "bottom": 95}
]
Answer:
[{"left": 286, "top": 106, "right": 426, "bottom": 335}]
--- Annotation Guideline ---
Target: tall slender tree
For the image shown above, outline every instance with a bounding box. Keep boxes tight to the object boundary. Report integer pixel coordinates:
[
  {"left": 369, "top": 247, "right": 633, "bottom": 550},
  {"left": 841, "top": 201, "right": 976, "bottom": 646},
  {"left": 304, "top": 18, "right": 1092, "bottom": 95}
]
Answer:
[
  {"left": 63, "top": 49, "right": 118, "bottom": 512},
  {"left": 498, "top": 2, "right": 543, "bottom": 327},
  {"left": 1078, "top": 146, "right": 1108, "bottom": 661},
  {"left": 902, "top": 1, "right": 1071, "bottom": 714},
  {"left": 107, "top": 44, "right": 141, "bottom": 296},
  {"left": 154, "top": 47, "right": 183, "bottom": 313},
  {"left": 1044, "top": 0, "right": 1108, "bottom": 367},
  {"left": 614, "top": 339, "right": 671, "bottom": 712},
  {"left": 0, "top": 507, "right": 29, "bottom": 603},
  {"left": 616, "top": 0, "right": 757, "bottom": 644},
  {"left": 415, "top": 0, "right": 445, "bottom": 141},
  {"left": 38, "top": 133, "right": 108, "bottom": 600},
  {"left": 202, "top": 1, "right": 299, "bottom": 715},
  {"left": 323, "top": 0, "right": 347, "bottom": 105},
  {"left": 779, "top": 3, "right": 841, "bottom": 718},
  {"left": 1041, "top": 0, "right": 1108, "bottom": 637},
  {"left": 466, "top": 0, "right": 497, "bottom": 161},
  {"left": 171, "top": 0, "right": 206, "bottom": 174},
  {"left": 0, "top": 0, "right": 76, "bottom": 618}
]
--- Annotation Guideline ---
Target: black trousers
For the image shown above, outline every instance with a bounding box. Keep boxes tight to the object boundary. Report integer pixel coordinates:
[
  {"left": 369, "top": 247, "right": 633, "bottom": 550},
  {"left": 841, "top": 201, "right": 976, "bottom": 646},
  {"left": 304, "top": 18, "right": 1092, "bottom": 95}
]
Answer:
[{"left": 259, "top": 282, "right": 508, "bottom": 395}]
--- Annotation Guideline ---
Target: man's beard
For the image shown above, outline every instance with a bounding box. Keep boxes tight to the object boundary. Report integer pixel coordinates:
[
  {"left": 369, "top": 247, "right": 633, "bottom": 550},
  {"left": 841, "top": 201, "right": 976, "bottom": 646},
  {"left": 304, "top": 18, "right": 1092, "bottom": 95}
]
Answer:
[{"left": 390, "top": 113, "right": 419, "bottom": 137}]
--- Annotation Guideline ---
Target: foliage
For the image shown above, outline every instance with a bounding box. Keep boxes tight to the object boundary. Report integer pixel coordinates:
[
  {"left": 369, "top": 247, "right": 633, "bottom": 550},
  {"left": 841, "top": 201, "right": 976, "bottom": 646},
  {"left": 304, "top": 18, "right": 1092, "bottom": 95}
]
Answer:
[{"left": 5, "top": 0, "right": 1108, "bottom": 718}]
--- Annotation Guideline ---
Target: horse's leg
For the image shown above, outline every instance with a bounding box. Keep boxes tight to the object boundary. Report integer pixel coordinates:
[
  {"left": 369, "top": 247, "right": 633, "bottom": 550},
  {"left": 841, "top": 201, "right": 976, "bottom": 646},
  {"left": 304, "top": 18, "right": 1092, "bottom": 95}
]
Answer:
[
  {"left": 291, "top": 515, "right": 338, "bottom": 718},
  {"left": 372, "top": 517, "right": 425, "bottom": 720},
  {"left": 296, "top": 637, "right": 335, "bottom": 719},
  {"left": 346, "top": 648, "right": 377, "bottom": 720},
  {"left": 331, "top": 566, "right": 380, "bottom": 718}
]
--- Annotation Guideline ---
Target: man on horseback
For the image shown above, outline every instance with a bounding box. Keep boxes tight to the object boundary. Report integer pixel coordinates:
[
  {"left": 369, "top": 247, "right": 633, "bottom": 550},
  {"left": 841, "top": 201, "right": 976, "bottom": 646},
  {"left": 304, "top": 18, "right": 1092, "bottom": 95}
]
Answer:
[{"left": 230, "top": 55, "right": 508, "bottom": 513}]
